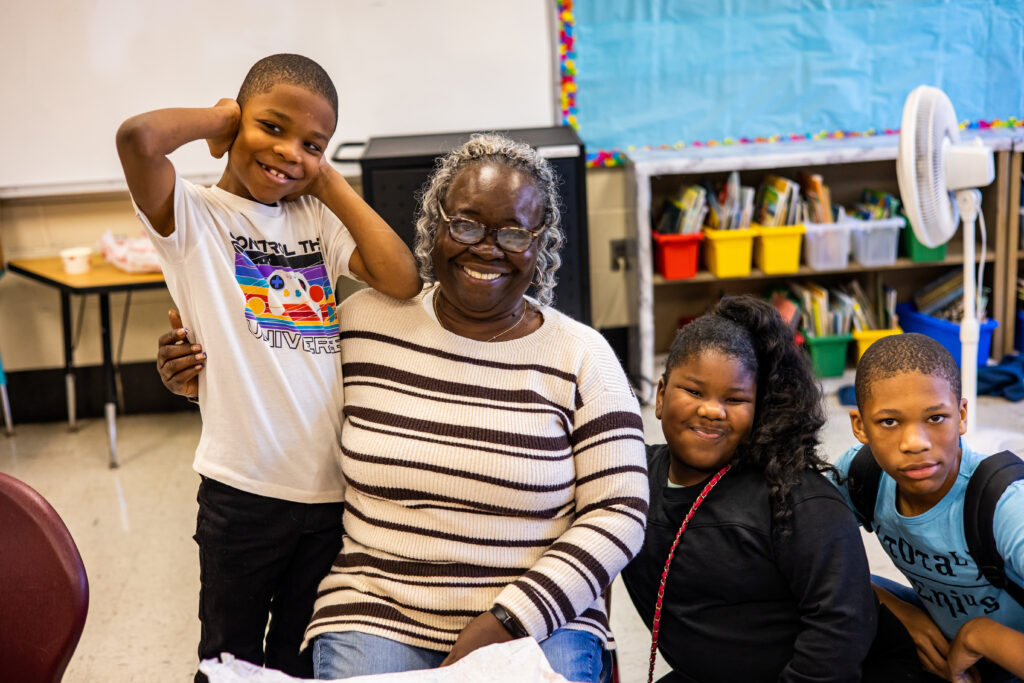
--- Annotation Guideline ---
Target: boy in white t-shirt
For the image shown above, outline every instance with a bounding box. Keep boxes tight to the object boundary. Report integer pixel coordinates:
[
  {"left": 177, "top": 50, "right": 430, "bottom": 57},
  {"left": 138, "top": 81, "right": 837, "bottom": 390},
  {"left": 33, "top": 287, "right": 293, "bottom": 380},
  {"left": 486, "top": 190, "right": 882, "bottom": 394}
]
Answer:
[{"left": 116, "top": 54, "right": 420, "bottom": 680}]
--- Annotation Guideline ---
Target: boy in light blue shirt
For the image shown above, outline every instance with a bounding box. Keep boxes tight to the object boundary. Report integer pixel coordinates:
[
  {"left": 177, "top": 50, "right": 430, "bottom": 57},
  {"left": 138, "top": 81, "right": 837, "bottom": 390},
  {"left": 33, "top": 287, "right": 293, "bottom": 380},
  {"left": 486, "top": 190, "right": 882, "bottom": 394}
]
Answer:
[{"left": 832, "top": 333, "right": 1024, "bottom": 682}]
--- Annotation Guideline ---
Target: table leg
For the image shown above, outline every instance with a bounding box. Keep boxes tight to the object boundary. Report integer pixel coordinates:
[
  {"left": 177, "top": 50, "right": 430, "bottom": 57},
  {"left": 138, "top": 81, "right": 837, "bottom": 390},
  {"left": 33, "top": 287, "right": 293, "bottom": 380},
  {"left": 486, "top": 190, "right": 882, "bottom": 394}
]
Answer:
[
  {"left": 99, "top": 293, "right": 119, "bottom": 468},
  {"left": 61, "top": 291, "right": 77, "bottom": 431},
  {"left": 0, "top": 349, "right": 12, "bottom": 436},
  {"left": 0, "top": 385, "right": 11, "bottom": 437}
]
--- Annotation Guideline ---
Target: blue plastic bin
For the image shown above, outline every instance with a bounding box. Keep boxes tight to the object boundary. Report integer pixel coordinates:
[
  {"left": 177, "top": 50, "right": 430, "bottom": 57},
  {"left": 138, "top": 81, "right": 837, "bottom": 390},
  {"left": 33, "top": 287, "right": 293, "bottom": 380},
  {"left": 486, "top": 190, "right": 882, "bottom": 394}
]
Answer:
[{"left": 896, "top": 303, "right": 998, "bottom": 367}]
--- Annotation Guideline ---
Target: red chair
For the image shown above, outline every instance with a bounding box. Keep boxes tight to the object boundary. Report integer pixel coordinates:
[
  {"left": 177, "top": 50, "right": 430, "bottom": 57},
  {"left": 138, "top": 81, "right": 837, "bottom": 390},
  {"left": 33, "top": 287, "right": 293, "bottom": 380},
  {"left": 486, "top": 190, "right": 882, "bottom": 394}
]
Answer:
[{"left": 0, "top": 473, "right": 89, "bottom": 682}]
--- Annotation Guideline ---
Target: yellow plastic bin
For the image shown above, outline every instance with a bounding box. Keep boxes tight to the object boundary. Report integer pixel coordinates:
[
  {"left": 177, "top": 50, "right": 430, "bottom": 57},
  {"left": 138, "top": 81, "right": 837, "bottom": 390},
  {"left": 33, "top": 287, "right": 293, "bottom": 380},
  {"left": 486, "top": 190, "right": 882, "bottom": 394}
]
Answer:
[
  {"left": 754, "top": 224, "right": 805, "bottom": 275},
  {"left": 703, "top": 226, "right": 759, "bottom": 278},
  {"left": 852, "top": 327, "right": 902, "bottom": 361}
]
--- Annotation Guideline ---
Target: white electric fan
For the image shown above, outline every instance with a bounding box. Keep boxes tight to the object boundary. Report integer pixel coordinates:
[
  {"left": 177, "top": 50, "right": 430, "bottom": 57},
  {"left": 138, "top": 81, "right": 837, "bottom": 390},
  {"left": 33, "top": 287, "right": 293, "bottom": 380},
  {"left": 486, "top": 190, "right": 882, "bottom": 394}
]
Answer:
[{"left": 896, "top": 85, "right": 1018, "bottom": 447}]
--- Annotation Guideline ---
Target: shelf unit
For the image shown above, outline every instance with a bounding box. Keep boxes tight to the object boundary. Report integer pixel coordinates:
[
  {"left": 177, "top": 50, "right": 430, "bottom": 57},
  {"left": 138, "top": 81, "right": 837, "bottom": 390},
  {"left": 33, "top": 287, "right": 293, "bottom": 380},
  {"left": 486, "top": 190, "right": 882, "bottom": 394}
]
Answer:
[
  {"left": 1005, "top": 141, "right": 1023, "bottom": 354},
  {"left": 625, "top": 131, "right": 1023, "bottom": 402}
]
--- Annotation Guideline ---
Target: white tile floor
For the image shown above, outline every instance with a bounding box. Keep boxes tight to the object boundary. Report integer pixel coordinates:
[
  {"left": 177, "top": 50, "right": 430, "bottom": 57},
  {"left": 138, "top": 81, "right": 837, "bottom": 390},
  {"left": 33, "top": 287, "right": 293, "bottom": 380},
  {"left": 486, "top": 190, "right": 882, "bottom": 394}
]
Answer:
[{"left": 2, "top": 371, "right": 1022, "bottom": 682}]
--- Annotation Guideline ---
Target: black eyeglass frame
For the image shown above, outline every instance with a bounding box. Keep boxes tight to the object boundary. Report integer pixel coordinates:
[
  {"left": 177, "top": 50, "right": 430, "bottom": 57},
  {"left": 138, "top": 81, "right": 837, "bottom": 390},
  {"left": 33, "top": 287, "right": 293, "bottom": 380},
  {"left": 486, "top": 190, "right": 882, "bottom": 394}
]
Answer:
[{"left": 438, "top": 204, "right": 546, "bottom": 253}]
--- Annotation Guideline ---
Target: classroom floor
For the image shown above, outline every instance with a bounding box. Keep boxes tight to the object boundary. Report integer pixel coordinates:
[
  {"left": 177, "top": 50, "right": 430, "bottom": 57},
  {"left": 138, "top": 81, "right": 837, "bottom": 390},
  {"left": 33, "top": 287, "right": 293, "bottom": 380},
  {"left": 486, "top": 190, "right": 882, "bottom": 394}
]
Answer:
[{"left": 2, "top": 372, "right": 1023, "bottom": 683}]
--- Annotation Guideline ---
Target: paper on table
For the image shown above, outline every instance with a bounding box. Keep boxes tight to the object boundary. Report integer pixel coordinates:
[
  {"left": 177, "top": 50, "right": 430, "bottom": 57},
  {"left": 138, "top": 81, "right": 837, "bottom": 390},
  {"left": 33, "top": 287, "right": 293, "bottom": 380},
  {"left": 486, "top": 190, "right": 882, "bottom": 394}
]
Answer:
[{"left": 199, "top": 637, "right": 574, "bottom": 683}]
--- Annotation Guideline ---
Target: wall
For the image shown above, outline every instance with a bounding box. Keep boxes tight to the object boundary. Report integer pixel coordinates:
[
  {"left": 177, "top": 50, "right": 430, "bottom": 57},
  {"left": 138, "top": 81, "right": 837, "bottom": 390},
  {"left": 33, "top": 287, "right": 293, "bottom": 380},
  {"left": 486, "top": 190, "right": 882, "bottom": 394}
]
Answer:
[
  {"left": 0, "top": 169, "right": 633, "bottom": 372},
  {"left": 0, "top": 0, "right": 556, "bottom": 193}
]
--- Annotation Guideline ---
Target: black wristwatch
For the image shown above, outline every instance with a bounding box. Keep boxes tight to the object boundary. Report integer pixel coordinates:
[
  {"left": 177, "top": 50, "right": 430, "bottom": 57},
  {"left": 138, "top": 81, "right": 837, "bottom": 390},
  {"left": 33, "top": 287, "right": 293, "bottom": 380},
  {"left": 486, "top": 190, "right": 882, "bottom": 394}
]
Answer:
[{"left": 489, "top": 603, "right": 528, "bottom": 639}]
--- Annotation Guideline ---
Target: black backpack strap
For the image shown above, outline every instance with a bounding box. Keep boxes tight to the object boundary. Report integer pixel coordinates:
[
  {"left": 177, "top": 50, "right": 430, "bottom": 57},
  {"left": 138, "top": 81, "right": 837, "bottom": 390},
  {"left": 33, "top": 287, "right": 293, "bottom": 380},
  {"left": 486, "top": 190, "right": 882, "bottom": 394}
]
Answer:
[
  {"left": 847, "top": 445, "right": 883, "bottom": 533},
  {"left": 964, "top": 450, "right": 1024, "bottom": 609}
]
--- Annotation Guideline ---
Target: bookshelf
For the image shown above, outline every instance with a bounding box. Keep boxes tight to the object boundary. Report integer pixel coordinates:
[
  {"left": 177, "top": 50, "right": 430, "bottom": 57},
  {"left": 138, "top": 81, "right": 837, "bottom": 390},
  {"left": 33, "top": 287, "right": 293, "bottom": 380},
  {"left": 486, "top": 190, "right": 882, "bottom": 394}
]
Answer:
[
  {"left": 625, "top": 131, "right": 1024, "bottom": 402},
  {"left": 1004, "top": 144, "right": 1023, "bottom": 356}
]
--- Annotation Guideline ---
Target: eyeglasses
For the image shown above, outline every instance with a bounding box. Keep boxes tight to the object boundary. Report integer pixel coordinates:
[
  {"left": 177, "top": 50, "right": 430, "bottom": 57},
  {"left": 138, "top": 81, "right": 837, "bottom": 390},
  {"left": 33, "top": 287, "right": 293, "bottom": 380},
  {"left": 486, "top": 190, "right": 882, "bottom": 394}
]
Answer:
[{"left": 438, "top": 204, "right": 545, "bottom": 253}]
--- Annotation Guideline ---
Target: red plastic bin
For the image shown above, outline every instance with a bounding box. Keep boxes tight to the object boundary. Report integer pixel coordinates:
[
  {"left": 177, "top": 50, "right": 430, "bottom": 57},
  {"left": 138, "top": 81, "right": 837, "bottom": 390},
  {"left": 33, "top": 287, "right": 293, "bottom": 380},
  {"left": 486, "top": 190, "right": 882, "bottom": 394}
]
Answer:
[{"left": 652, "top": 231, "right": 704, "bottom": 280}]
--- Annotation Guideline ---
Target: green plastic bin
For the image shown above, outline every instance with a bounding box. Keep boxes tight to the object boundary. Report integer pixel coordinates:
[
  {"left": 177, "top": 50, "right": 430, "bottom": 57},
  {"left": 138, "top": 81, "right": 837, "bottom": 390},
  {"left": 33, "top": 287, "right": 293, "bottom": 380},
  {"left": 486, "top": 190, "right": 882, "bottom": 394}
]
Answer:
[
  {"left": 805, "top": 334, "right": 853, "bottom": 378},
  {"left": 900, "top": 212, "right": 946, "bottom": 262}
]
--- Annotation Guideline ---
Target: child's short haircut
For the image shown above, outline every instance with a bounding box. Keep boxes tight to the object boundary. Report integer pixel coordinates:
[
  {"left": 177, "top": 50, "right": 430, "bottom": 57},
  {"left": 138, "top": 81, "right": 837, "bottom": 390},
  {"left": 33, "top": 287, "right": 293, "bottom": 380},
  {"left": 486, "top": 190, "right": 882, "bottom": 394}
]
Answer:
[
  {"left": 854, "top": 333, "right": 961, "bottom": 408},
  {"left": 236, "top": 53, "right": 338, "bottom": 125}
]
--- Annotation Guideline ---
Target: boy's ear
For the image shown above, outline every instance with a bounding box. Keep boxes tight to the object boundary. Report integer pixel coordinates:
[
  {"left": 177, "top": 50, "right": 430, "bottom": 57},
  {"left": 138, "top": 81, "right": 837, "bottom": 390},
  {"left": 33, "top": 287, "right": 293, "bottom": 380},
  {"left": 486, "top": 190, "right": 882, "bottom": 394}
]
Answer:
[
  {"left": 655, "top": 377, "right": 665, "bottom": 421},
  {"left": 849, "top": 409, "right": 869, "bottom": 445},
  {"left": 958, "top": 397, "right": 968, "bottom": 436}
]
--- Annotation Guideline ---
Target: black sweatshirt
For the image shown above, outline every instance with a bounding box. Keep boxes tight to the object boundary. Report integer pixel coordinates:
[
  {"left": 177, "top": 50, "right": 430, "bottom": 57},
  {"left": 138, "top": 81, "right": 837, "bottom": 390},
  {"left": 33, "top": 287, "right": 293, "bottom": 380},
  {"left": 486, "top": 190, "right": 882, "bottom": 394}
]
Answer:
[{"left": 622, "top": 444, "right": 876, "bottom": 683}]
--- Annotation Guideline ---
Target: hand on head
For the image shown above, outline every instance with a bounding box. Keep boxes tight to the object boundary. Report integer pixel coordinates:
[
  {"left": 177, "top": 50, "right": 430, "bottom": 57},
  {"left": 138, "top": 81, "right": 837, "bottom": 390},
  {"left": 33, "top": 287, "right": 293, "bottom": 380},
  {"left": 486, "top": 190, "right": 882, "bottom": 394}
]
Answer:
[
  {"left": 206, "top": 99, "right": 241, "bottom": 159},
  {"left": 284, "top": 153, "right": 335, "bottom": 202},
  {"left": 157, "top": 309, "right": 204, "bottom": 399}
]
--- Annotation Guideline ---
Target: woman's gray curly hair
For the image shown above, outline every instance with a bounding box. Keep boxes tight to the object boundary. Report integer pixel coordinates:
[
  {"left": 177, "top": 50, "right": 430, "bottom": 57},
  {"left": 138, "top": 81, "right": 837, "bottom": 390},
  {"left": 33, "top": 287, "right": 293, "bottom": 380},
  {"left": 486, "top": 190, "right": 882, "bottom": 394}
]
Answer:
[{"left": 413, "top": 133, "right": 564, "bottom": 307}]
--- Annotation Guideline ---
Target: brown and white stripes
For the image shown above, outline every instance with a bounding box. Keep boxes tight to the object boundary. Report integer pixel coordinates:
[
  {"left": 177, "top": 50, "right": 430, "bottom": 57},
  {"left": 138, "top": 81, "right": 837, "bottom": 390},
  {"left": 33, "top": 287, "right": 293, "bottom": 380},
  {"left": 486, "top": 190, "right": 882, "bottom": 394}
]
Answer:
[{"left": 305, "top": 289, "right": 649, "bottom": 652}]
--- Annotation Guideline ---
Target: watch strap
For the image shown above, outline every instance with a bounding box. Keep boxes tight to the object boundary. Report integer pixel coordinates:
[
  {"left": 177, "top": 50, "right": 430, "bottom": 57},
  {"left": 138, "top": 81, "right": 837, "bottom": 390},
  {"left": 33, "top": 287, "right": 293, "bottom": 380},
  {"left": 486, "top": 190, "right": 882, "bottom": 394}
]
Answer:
[{"left": 489, "top": 603, "right": 528, "bottom": 639}]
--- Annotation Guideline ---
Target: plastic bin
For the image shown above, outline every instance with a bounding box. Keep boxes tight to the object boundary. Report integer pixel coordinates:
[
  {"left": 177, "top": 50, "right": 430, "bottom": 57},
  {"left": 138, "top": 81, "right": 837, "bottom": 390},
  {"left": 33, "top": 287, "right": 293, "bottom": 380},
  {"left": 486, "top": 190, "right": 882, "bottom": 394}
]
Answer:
[
  {"left": 805, "top": 334, "right": 852, "bottom": 378},
  {"left": 900, "top": 218, "right": 947, "bottom": 262},
  {"left": 703, "top": 226, "right": 758, "bottom": 278},
  {"left": 850, "top": 217, "right": 905, "bottom": 267},
  {"left": 753, "top": 224, "right": 805, "bottom": 275},
  {"left": 803, "top": 222, "right": 853, "bottom": 271},
  {"left": 652, "top": 231, "right": 704, "bottom": 280},
  {"left": 853, "top": 327, "right": 903, "bottom": 361},
  {"left": 896, "top": 303, "right": 998, "bottom": 367}
]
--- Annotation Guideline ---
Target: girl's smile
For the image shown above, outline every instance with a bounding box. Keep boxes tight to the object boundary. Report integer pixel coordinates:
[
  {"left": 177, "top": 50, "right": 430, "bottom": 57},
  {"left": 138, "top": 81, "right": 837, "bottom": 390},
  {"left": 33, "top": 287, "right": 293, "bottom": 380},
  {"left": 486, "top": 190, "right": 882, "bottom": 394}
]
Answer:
[{"left": 656, "top": 349, "right": 757, "bottom": 486}]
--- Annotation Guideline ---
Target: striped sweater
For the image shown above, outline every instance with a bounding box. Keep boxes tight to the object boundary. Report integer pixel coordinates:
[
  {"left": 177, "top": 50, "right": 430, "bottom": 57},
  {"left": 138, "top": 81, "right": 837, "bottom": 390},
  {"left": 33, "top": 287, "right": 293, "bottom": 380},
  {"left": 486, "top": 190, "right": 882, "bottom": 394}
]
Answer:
[{"left": 306, "top": 288, "right": 649, "bottom": 652}]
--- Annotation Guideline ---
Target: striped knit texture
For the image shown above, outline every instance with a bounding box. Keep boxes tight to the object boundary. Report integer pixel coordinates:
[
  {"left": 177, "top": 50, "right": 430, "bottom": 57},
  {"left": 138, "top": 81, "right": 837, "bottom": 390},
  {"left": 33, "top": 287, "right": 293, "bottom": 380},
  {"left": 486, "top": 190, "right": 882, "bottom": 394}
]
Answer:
[{"left": 306, "top": 288, "right": 649, "bottom": 652}]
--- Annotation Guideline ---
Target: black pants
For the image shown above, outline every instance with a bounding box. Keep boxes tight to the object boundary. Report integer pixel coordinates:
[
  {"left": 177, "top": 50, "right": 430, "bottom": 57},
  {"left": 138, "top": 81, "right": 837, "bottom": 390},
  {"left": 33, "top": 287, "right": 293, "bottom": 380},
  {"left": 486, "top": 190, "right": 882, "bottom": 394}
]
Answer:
[{"left": 194, "top": 477, "right": 344, "bottom": 682}]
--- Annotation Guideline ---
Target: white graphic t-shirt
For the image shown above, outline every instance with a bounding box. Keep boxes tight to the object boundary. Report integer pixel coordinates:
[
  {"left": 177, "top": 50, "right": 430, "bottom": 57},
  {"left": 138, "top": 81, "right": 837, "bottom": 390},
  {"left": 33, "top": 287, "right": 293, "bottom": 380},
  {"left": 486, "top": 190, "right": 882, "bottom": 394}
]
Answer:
[{"left": 134, "top": 175, "right": 356, "bottom": 503}]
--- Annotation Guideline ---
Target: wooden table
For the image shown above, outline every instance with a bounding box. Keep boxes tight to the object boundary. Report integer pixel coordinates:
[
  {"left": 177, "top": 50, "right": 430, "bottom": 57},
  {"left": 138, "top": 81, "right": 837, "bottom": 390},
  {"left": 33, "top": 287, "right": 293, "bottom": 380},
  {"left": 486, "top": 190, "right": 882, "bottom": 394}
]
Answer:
[{"left": 8, "top": 255, "right": 165, "bottom": 467}]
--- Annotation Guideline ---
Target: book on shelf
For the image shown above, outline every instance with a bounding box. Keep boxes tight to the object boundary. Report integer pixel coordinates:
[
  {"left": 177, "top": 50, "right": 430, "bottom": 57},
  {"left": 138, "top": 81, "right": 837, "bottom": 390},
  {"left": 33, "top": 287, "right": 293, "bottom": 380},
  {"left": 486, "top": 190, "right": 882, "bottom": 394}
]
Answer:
[
  {"left": 913, "top": 270, "right": 964, "bottom": 316},
  {"left": 656, "top": 185, "right": 707, "bottom": 235},
  {"left": 756, "top": 175, "right": 799, "bottom": 227},
  {"left": 797, "top": 172, "right": 833, "bottom": 224}
]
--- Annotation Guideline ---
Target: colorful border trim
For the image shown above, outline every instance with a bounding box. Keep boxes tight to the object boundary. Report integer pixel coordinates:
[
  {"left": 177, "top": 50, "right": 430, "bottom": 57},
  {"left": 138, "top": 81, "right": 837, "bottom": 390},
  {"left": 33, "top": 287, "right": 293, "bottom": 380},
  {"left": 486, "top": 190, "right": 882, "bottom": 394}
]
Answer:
[{"left": 556, "top": 2, "right": 1023, "bottom": 168}]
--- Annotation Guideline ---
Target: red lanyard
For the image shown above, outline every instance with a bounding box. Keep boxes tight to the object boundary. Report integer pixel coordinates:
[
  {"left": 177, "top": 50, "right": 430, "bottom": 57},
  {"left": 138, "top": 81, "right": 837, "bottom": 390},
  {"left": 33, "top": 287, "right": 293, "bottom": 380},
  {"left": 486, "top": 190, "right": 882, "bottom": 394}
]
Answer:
[{"left": 648, "top": 463, "right": 732, "bottom": 683}]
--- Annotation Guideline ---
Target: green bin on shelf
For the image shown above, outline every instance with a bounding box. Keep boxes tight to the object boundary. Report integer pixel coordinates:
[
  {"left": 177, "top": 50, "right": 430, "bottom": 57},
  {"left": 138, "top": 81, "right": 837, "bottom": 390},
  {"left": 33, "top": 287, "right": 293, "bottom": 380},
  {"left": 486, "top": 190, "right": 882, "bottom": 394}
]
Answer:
[
  {"left": 805, "top": 334, "right": 852, "bottom": 378},
  {"left": 900, "top": 212, "right": 946, "bottom": 262}
]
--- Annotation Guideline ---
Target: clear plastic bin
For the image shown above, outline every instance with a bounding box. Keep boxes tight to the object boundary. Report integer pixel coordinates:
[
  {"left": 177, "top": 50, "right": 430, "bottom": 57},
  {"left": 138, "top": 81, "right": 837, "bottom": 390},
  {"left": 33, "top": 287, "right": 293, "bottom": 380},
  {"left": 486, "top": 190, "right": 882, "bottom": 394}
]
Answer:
[
  {"left": 803, "top": 222, "right": 853, "bottom": 271},
  {"left": 850, "top": 217, "right": 905, "bottom": 267}
]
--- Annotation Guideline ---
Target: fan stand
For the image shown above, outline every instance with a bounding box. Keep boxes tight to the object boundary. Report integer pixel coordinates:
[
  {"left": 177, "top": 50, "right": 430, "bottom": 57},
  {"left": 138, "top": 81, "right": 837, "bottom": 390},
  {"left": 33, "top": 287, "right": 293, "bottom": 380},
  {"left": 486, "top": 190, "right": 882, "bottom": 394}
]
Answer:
[
  {"left": 955, "top": 189, "right": 981, "bottom": 438},
  {"left": 955, "top": 190, "right": 1024, "bottom": 453}
]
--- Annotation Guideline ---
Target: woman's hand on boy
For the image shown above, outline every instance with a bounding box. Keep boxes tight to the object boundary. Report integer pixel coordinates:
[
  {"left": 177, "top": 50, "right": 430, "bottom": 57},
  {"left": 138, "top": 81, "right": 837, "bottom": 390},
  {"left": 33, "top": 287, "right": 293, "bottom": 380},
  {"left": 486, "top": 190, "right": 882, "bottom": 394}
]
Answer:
[
  {"left": 157, "top": 310, "right": 204, "bottom": 399},
  {"left": 206, "top": 98, "right": 241, "bottom": 159}
]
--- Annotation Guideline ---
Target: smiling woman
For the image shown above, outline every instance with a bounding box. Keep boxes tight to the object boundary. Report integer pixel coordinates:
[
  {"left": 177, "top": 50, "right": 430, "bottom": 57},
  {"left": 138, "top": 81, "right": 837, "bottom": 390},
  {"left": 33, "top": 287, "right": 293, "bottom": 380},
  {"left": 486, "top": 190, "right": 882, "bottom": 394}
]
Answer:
[{"left": 300, "top": 134, "right": 649, "bottom": 681}]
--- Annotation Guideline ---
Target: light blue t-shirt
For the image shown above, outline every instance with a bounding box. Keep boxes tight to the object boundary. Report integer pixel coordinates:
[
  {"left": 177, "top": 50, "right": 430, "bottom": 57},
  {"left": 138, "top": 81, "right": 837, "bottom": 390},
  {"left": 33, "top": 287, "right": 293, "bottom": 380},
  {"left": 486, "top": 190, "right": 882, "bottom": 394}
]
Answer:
[{"left": 833, "top": 442, "right": 1024, "bottom": 639}]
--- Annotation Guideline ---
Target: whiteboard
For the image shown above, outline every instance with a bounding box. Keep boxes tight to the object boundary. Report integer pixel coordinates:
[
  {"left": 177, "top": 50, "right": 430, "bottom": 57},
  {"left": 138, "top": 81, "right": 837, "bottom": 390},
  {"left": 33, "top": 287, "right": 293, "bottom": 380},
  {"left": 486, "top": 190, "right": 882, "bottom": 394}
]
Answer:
[{"left": 0, "top": 0, "right": 556, "bottom": 194}]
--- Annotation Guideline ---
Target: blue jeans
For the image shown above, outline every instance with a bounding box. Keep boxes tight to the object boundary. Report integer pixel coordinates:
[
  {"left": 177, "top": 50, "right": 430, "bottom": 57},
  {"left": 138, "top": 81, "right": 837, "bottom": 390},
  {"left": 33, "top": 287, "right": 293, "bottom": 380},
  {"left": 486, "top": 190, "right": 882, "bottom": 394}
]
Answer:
[{"left": 313, "top": 629, "right": 605, "bottom": 682}]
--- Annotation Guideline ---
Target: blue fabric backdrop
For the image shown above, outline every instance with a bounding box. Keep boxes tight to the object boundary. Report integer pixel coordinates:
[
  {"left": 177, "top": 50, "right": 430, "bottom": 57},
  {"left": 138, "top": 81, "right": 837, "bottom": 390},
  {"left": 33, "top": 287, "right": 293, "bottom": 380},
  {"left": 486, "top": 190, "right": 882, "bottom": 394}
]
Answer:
[{"left": 574, "top": 0, "right": 1024, "bottom": 151}]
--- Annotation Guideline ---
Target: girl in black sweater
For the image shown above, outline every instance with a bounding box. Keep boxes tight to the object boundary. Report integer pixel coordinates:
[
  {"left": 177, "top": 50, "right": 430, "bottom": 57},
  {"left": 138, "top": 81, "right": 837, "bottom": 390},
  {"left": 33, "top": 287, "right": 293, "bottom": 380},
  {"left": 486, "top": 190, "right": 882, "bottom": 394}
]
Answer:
[{"left": 622, "top": 296, "right": 877, "bottom": 683}]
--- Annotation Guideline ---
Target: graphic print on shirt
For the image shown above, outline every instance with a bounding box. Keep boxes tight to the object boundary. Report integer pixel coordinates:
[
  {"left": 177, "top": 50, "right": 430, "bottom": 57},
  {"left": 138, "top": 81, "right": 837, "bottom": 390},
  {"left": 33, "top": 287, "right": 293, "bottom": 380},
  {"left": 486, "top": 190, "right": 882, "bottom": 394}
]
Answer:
[
  {"left": 231, "top": 232, "right": 340, "bottom": 354},
  {"left": 875, "top": 523, "right": 1007, "bottom": 625}
]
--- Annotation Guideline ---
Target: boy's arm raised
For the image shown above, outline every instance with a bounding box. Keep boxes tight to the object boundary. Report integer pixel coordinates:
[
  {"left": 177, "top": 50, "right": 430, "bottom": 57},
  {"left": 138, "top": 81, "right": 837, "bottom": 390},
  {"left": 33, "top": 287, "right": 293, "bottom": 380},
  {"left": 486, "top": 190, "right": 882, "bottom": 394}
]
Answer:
[
  {"left": 116, "top": 100, "right": 240, "bottom": 237},
  {"left": 302, "top": 161, "right": 421, "bottom": 299}
]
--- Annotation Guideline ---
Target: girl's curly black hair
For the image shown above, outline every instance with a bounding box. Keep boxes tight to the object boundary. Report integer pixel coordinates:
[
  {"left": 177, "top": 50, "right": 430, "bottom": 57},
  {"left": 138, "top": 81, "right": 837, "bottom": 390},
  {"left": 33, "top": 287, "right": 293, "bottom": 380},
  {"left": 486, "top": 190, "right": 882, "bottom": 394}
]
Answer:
[{"left": 664, "top": 295, "right": 834, "bottom": 538}]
